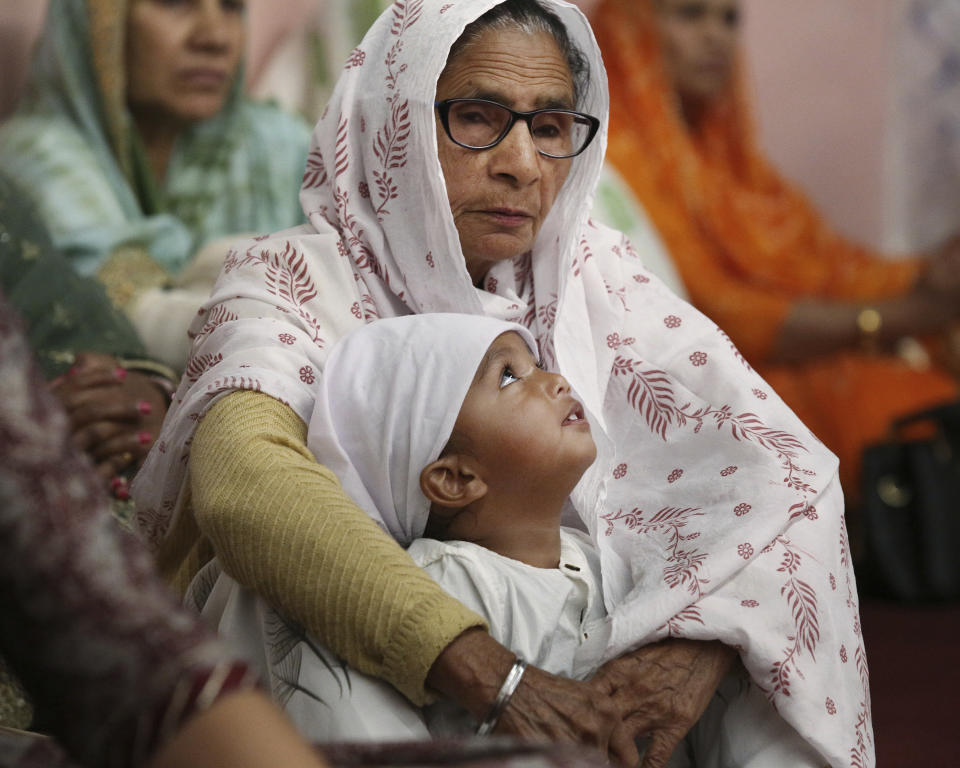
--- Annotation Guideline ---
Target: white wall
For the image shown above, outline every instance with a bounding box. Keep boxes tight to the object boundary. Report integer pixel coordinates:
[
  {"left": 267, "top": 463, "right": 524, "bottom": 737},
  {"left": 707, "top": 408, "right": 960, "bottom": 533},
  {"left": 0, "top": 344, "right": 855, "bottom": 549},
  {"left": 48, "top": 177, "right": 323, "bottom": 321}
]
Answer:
[{"left": 742, "top": 0, "right": 896, "bottom": 251}]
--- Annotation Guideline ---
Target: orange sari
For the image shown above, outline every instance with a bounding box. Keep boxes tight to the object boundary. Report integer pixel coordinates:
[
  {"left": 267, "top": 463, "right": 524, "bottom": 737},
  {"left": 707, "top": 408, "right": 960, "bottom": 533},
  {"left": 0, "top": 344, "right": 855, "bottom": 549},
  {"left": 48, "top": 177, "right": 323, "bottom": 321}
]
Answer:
[{"left": 591, "top": 0, "right": 957, "bottom": 501}]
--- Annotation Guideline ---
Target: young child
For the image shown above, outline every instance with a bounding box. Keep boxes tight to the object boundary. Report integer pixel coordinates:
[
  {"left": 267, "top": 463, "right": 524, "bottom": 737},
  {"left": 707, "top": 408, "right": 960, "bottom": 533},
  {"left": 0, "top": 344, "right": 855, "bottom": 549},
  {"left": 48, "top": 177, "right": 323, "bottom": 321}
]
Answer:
[
  {"left": 191, "top": 313, "right": 823, "bottom": 765},
  {"left": 297, "top": 313, "right": 607, "bottom": 733}
]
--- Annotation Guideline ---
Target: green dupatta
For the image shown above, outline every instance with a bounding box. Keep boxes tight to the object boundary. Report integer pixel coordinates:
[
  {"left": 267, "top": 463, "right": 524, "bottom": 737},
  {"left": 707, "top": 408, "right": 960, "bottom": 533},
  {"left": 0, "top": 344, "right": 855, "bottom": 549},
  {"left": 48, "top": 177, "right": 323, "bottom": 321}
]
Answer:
[{"left": 0, "top": 172, "right": 147, "bottom": 379}]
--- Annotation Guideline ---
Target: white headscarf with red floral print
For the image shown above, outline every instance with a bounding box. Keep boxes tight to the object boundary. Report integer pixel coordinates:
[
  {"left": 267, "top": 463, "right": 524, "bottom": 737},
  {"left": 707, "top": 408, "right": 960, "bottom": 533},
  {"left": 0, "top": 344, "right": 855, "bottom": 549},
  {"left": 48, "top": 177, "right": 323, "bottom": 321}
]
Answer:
[{"left": 133, "top": 2, "right": 872, "bottom": 764}]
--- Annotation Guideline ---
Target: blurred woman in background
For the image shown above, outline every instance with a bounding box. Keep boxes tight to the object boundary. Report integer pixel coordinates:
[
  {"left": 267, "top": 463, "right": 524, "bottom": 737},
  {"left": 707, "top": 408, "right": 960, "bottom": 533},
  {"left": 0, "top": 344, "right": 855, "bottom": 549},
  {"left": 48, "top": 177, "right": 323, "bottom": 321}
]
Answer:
[
  {"left": 0, "top": 0, "right": 310, "bottom": 490},
  {"left": 592, "top": 0, "right": 960, "bottom": 505},
  {"left": 0, "top": 0, "right": 310, "bottom": 372}
]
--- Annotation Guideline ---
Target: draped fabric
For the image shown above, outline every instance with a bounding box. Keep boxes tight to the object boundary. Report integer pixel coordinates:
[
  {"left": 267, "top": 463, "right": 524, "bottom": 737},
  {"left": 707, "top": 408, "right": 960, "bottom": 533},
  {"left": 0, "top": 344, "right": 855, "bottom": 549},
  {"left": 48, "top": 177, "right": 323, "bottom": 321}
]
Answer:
[
  {"left": 0, "top": 172, "right": 146, "bottom": 380},
  {"left": 591, "top": 0, "right": 957, "bottom": 495},
  {"left": 0, "top": 0, "right": 309, "bottom": 280},
  {"left": 0, "top": 292, "right": 257, "bottom": 768},
  {"left": 134, "top": 2, "right": 872, "bottom": 764}
]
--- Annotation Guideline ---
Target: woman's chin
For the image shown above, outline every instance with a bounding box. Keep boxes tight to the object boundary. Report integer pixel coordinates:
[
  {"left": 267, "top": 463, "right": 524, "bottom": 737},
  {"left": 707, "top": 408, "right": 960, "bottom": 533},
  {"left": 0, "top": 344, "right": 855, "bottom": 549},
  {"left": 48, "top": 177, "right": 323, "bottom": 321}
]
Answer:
[
  {"left": 166, "top": 95, "right": 231, "bottom": 125},
  {"left": 463, "top": 234, "right": 536, "bottom": 281}
]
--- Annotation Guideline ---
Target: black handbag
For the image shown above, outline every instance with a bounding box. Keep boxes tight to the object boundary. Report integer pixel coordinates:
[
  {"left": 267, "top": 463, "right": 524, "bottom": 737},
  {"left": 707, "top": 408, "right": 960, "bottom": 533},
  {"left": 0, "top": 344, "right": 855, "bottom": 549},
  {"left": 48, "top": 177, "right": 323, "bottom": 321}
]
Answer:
[{"left": 858, "top": 400, "right": 960, "bottom": 602}]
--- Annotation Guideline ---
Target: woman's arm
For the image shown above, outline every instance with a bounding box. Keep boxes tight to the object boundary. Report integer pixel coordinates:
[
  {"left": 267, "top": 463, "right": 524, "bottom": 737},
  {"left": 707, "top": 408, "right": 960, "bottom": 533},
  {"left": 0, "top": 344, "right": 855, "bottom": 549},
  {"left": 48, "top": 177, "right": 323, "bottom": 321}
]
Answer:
[
  {"left": 189, "top": 390, "right": 488, "bottom": 704},
  {"left": 770, "top": 288, "right": 960, "bottom": 365}
]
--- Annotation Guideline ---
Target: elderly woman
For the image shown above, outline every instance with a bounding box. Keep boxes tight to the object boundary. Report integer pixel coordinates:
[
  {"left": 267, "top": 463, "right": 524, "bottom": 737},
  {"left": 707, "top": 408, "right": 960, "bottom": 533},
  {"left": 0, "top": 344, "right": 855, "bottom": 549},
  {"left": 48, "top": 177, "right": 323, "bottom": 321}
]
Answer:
[
  {"left": 135, "top": 2, "right": 871, "bottom": 766},
  {"left": 0, "top": 0, "right": 310, "bottom": 483},
  {"left": 592, "top": 0, "right": 960, "bottom": 504}
]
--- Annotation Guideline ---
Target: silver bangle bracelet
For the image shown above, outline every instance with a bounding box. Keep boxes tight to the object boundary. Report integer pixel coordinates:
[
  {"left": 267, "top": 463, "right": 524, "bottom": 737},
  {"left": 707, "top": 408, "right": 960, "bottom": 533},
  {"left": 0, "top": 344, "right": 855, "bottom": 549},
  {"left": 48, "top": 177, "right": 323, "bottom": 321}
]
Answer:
[{"left": 476, "top": 657, "right": 527, "bottom": 736}]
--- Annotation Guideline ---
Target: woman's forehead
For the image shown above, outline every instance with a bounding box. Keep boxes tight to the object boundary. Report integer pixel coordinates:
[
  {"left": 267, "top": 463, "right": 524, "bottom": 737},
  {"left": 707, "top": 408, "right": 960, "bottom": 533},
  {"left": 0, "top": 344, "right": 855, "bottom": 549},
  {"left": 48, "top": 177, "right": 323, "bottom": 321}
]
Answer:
[{"left": 437, "top": 26, "right": 575, "bottom": 109}]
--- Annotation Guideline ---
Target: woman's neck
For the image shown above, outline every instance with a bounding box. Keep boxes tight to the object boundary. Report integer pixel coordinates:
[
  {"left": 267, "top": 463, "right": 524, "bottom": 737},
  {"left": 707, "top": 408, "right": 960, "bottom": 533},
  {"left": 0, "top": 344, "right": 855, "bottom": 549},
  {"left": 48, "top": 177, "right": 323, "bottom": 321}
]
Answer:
[
  {"left": 677, "top": 91, "right": 709, "bottom": 132},
  {"left": 131, "top": 108, "right": 185, "bottom": 184}
]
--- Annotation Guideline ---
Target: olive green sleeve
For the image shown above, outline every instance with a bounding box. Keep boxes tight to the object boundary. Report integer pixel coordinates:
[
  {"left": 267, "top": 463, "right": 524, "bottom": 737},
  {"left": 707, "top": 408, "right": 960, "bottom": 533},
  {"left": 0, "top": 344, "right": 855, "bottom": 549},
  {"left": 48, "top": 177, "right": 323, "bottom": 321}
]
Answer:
[{"left": 188, "top": 390, "right": 487, "bottom": 705}]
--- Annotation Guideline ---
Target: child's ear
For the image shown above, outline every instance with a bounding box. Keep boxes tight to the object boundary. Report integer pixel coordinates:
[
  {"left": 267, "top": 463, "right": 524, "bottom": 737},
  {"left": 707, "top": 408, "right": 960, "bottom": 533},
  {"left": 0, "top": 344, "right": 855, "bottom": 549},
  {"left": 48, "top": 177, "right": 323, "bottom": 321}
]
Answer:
[{"left": 420, "top": 455, "right": 487, "bottom": 508}]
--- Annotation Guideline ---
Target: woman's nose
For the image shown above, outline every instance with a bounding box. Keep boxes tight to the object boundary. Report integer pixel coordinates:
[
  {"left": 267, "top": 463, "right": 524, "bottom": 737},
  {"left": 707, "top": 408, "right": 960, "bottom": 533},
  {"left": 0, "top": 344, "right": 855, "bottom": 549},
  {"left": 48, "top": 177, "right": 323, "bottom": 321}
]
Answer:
[
  {"left": 705, "top": 12, "right": 735, "bottom": 47},
  {"left": 190, "top": 0, "right": 232, "bottom": 50},
  {"left": 488, "top": 121, "right": 541, "bottom": 187}
]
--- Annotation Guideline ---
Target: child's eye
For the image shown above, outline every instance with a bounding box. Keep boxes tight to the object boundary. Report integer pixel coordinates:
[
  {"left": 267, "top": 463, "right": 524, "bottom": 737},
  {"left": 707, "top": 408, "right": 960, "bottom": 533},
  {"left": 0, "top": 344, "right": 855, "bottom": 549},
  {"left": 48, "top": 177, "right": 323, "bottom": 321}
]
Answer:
[{"left": 499, "top": 366, "right": 520, "bottom": 388}]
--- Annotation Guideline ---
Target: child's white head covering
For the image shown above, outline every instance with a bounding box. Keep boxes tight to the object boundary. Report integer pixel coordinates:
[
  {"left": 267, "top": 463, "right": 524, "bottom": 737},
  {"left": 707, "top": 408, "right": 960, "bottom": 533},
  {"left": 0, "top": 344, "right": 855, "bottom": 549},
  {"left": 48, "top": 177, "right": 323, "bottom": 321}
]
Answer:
[{"left": 307, "top": 314, "right": 536, "bottom": 546}]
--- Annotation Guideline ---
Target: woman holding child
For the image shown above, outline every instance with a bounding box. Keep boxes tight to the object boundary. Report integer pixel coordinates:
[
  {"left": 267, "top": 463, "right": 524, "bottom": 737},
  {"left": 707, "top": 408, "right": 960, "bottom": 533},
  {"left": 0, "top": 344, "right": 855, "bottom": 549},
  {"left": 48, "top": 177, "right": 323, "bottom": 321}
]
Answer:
[{"left": 136, "top": 1, "right": 872, "bottom": 766}]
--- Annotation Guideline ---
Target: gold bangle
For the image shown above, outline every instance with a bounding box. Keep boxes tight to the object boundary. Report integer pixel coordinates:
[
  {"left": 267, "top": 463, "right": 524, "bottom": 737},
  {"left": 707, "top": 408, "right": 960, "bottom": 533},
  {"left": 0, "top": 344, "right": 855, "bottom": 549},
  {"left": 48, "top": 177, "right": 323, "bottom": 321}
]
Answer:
[
  {"left": 116, "top": 357, "right": 178, "bottom": 385},
  {"left": 856, "top": 307, "right": 883, "bottom": 350}
]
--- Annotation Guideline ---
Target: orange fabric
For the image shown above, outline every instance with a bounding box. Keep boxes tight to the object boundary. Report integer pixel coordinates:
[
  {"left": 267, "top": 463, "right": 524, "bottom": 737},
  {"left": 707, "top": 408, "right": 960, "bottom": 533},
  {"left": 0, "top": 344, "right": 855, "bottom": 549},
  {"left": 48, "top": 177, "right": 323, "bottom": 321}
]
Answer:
[{"left": 592, "top": 0, "right": 957, "bottom": 499}]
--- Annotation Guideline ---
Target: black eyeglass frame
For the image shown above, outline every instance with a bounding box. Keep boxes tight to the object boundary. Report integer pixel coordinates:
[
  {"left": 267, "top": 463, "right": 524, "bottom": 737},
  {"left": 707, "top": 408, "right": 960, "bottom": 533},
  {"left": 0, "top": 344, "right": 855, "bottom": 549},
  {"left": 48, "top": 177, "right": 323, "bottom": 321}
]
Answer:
[{"left": 434, "top": 98, "right": 601, "bottom": 159}]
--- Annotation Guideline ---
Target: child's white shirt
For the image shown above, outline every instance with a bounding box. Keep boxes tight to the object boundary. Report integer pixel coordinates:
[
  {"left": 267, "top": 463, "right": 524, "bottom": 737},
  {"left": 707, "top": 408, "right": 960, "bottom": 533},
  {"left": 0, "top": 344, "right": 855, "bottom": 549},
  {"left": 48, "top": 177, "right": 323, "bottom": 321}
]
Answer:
[
  {"left": 408, "top": 528, "right": 610, "bottom": 682},
  {"left": 408, "top": 528, "right": 610, "bottom": 737}
]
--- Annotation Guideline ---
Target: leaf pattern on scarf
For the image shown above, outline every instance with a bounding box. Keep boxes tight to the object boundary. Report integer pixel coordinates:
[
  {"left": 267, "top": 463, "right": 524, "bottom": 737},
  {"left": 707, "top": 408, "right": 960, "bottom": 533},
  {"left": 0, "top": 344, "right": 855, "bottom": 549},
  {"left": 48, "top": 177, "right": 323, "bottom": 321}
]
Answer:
[
  {"left": 718, "top": 328, "right": 754, "bottom": 372},
  {"left": 572, "top": 235, "right": 595, "bottom": 277},
  {"left": 759, "top": 536, "right": 821, "bottom": 700},
  {"left": 373, "top": 98, "right": 411, "bottom": 218},
  {"left": 184, "top": 352, "right": 223, "bottom": 384},
  {"left": 599, "top": 506, "right": 708, "bottom": 598},
  {"left": 612, "top": 354, "right": 815, "bottom": 499},
  {"left": 537, "top": 294, "right": 558, "bottom": 330},
  {"left": 302, "top": 148, "right": 329, "bottom": 190},
  {"left": 660, "top": 604, "right": 705, "bottom": 636},
  {"left": 334, "top": 116, "right": 350, "bottom": 179},
  {"left": 849, "top": 646, "right": 872, "bottom": 767},
  {"left": 391, "top": 0, "right": 423, "bottom": 36},
  {"left": 264, "top": 241, "right": 325, "bottom": 344},
  {"left": 612, "top": 357, "right": 676, "bottom": 439},
  {"left": 265, "top": 612, "right": 350, "bottom": 708},
  {"left": 189, "top": 304, "right": 239, "bottom": 343}
]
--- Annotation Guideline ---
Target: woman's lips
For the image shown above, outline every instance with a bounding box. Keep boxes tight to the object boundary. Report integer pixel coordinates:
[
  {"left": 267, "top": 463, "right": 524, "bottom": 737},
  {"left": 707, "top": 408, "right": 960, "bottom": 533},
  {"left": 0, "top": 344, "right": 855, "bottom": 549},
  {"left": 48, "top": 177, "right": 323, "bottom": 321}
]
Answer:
[
  {"left": 483, "top": 208, "right": 533, "bottom": 227},
  {"left": 179, "top": 68, "right": 228, "bottom": 89}
]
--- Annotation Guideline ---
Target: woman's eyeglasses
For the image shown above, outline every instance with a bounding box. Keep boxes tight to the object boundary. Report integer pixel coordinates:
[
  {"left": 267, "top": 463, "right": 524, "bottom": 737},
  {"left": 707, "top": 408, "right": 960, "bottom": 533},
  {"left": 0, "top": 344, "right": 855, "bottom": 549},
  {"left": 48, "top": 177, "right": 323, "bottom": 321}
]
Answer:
[{"left": 434, "top": 98, "right": 600, "bottom": 159}]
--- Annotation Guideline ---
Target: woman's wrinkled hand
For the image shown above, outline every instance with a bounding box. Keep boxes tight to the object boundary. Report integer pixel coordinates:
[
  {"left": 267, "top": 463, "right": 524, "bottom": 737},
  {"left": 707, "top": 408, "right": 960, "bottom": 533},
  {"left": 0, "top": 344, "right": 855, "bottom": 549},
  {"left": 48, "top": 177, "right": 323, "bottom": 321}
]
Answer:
[
  {"left": 498, "top": 663, "right": 640, "bottom": 767},
  {"left": 590, "top": 639, "right": 736, "bottom": 768},
  {"left": 50, "top": 352, "right": 169, "bottom": 483},
  {"left": 427, "top": 628, "right": 639, "bottom": 766}
]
